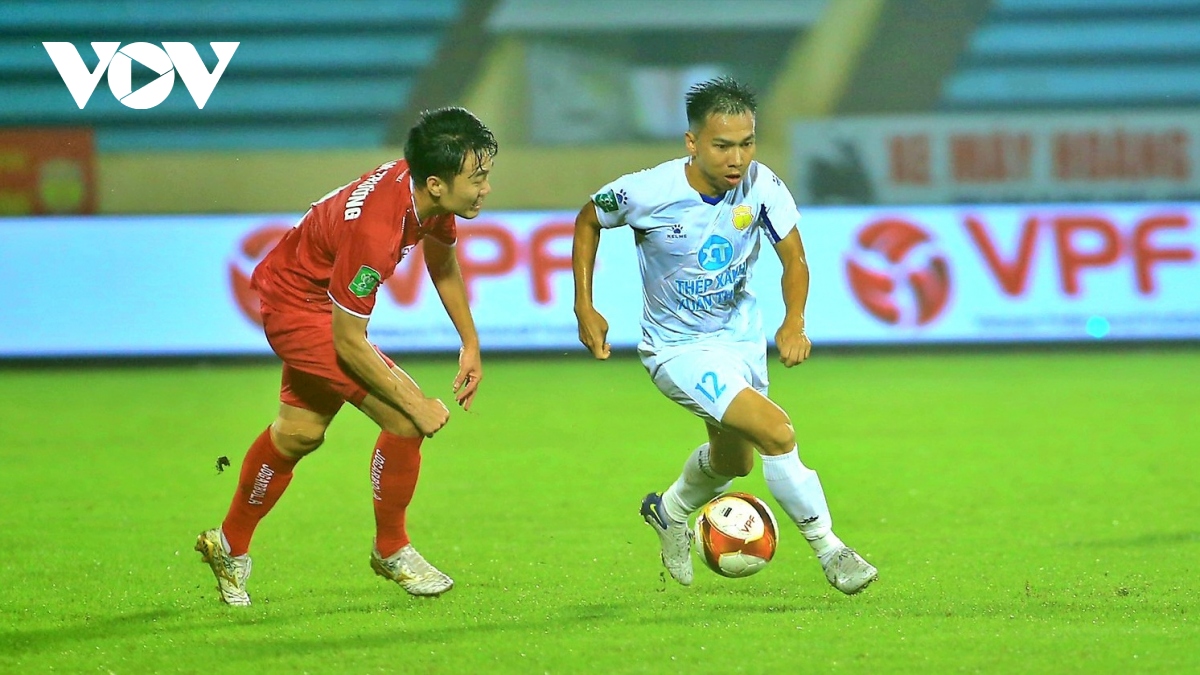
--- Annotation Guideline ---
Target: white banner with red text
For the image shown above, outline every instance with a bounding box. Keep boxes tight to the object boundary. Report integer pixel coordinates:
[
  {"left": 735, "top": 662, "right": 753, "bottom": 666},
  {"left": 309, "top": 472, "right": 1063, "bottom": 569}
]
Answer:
[
  {"left": 1, "top": 204, "right": 1197, "bottom": 357},
  {"left": 792, "top": 111, "right": 1198, "bottom": 206}
]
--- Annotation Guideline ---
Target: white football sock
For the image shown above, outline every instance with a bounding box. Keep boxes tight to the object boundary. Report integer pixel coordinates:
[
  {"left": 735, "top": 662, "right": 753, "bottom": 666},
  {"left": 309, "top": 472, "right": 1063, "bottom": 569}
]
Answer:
[
  {"left": 661, "top": 443, "right": 733, "bottom": 524},
  {"left": 761, "top": 447, "right": 843, "bottom": 562}
]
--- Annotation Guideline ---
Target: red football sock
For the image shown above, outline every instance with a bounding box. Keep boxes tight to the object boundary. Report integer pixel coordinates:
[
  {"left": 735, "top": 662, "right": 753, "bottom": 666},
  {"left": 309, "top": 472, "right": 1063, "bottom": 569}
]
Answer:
[
  {"left": 220, "top": 426, "right": 299, "bottom": 557},
  {"left": 371, "top": 432, "right": 423, "bottom": 559}
]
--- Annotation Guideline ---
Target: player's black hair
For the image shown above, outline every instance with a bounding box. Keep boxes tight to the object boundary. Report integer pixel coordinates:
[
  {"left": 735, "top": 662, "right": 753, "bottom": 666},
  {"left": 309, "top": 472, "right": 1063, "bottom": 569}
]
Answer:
[
  {"left": 685, "top": 76, "right": 758, "bottom": 131},
  {"left": 405, "top": 107, "right": 498, "bottom": 183}
]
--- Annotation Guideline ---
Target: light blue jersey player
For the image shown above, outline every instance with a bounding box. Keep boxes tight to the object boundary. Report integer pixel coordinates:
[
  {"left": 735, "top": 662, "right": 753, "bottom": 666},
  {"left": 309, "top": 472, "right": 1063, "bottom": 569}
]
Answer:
[
  {"left": 572, "top": 77, "right": 877, "bottom": 595},
  {"left": 591, "top": 155, "right": 791, "bottom": 425}
]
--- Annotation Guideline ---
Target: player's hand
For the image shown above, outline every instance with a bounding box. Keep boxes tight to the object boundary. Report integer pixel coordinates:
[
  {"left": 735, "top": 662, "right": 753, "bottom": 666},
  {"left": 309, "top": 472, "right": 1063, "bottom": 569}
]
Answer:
[
  {"left": 413, "top": 397, "right": 450, "bottom": 437},
  {"left": 775, "top": 321, "right": 811, "bottom": 367},
  {"left": 575, "top": 305, "right": 611, "bottom": 360},
  {"left": 453, "top": 345, "right": 483, "bottom": 411}
]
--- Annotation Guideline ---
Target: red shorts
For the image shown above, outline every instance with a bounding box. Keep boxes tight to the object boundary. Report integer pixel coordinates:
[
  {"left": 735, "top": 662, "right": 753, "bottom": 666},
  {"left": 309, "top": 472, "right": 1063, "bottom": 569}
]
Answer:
[{"left": 261, "top": 307, "right": 395, "bottom": 417}]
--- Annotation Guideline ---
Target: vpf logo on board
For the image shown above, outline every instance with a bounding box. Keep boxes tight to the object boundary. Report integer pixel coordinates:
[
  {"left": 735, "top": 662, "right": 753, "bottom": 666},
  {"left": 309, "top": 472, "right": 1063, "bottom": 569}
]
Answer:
[
  {"left": 229, "top": 223, "right": 291, "bottom": 326},
  {"left": 845, "top": 219, "right": 951, "bottom": 326},
  {"left": 43, "top": 42, "right": 238, "bottom": 109}
]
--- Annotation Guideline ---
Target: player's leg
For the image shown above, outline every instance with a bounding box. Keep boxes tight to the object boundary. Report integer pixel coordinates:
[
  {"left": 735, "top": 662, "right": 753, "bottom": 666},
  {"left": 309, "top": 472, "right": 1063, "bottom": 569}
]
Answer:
[
  {"left": 354, "top": 365, "right": 453, "bottom": 597},
  {"left": 704, "top": 420, "right": 757, "bottom": 477},
  {"left": 218, "top": 401, "right": 334, "bottom": 553},
  {"left": 718, "top": 389, "right": 877, "bottom": 594},
  {"left": 639, "top": 347, "right": 758, "bottom": 585},
  {"left": 643, "top": 425, "right": 740, "bottom": 587},
  {"left": 357, "top": 388, "right": 422, "bottom": 559},
  {"left": 197, "top": 365, "right": 339, "bottom": 606},
  {"left": 643, "top": 422, "right": 759, "bottom": 583},
  {"left": 659, "top": 421, "right": 748, "bottom": 525}
]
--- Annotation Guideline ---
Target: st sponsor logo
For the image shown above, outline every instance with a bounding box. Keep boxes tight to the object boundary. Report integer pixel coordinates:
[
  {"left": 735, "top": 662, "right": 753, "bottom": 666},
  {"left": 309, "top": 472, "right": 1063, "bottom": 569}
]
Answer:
[
  {"left": 698, "top": 235, "right": 734, "bottom": 271},
  {"left": 43, "top": 41, "right": 238, "bottom": 109}
]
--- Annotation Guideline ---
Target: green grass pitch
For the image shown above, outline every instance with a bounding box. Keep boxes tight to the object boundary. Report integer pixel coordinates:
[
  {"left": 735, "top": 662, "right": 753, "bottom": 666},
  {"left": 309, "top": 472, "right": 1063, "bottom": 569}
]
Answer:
[{"left": 1, "top": 350, "right": 1197, "bottom": 673}]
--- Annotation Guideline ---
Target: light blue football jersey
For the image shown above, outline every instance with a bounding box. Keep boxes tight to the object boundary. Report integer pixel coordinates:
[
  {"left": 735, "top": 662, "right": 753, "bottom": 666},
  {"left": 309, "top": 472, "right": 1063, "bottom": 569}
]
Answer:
[{"left": 591, "top": 157, "right": 800, "bottom": 353}]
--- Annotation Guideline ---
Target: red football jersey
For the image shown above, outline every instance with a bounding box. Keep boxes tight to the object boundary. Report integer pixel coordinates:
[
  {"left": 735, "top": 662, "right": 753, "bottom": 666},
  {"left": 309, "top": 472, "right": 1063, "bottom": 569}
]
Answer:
[{"left": 251, "top": 159, "right": 456, "bottom": 317}]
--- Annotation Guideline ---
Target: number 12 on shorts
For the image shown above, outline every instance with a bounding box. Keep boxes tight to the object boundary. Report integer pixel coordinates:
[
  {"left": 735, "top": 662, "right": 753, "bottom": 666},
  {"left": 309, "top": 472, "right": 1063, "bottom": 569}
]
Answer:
[{"left": 694, "top": 371, "right": 726, "bottom": 403}]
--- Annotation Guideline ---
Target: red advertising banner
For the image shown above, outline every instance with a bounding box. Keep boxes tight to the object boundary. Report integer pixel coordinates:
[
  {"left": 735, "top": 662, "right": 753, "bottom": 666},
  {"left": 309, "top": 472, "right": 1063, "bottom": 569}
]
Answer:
[
  {"left": 0, "top": 128, "right": 96, "bottom": 215},
  {"left": 793, "top": 112, "right": 1198, "bottom": 206}
]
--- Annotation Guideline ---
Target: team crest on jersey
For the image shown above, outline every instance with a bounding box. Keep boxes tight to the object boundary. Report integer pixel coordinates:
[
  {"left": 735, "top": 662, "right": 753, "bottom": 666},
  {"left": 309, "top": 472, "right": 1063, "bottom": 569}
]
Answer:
[
  {"left": 593, "top": 189, "right": 620, "bottom": 213},
  {"left": 732, "top": 205, "right": 754, "bottom": 231},
  {"left": 348, "top": 265, "right": 382, "bottom": 297}
]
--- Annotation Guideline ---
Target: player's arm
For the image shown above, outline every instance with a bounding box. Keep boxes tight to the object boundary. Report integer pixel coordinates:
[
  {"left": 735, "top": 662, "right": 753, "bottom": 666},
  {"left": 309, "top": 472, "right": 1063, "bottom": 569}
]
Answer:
[
  {"left": 423, "top": 236, "right": 482, "bottom": 411},
  {"left": 572, "top": 201, "right": 611, "bottom": 359},
  {"left": 773, "top": 229, "right": 812, "bottom": 367},
  {"left": 330, "top": 305, "right": 448, "bottom": 435}
]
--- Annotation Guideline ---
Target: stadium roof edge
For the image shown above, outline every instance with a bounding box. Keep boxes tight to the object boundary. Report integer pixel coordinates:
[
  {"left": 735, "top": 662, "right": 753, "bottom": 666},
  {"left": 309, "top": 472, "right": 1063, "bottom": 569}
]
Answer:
[{"left": 487, "top": 0, "right": 827, "bottom": 32}]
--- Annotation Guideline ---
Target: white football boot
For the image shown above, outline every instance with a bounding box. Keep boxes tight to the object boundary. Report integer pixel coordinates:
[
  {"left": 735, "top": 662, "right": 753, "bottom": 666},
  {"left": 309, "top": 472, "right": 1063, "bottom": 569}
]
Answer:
[
  {"left": 370, "top": 543, "right": 454, "bottom": 596},
  {"left": 822, "top": 546, "right": 878, "bottom": 595},
  {"left": 640, "top": 492, "right": 694, "bottom": 586},
  {"left": 195, "top": 528, "right": 252, "bottom": 606}
]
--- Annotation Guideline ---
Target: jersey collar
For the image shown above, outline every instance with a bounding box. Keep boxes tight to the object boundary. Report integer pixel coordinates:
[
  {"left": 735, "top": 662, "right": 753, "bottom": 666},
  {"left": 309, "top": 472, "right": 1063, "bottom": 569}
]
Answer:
[
  {"left": 406, "top": 173, "right": 425, "bottom": 228},
  {"left": 684, "top": 157, "right": 727, "bottom": 206}
]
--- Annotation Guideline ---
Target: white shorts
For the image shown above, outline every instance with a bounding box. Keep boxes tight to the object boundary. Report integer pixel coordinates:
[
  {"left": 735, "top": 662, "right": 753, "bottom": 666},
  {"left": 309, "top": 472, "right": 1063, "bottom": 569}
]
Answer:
[{"left": 639, "top": 339, "right": 769, "bottom": 425}]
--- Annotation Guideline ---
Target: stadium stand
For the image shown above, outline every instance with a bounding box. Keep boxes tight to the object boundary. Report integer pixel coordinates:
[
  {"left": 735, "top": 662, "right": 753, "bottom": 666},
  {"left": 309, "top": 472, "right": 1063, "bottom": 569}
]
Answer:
[
  {"left": 0, "top": 0, "right": 467, "bottom": 150},
  {"left": 942, "top": 0, "right": 1200, "bottom": 110}
]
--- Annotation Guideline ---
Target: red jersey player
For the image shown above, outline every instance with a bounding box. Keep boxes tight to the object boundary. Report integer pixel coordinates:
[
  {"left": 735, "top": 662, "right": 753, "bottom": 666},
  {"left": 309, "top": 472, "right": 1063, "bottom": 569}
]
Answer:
[{"left": 195, "top": 107, "right": 498, "bottom": 605}]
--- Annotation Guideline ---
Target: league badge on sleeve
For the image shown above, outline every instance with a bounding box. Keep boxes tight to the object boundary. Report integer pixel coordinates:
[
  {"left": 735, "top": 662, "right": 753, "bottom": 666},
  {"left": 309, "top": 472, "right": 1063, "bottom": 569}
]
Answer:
[
  {"left": 593, "top": 189, "right": 620, "bottom": 213},
  {"left": 348, "top": 265, "right": 382, "bottom": 297}
]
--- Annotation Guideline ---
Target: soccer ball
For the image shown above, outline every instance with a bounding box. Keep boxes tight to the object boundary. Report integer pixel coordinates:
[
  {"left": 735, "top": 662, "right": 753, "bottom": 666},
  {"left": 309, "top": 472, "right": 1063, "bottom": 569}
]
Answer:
[{"left": 694, "top": 492, "right": 778, "bottom": 578}]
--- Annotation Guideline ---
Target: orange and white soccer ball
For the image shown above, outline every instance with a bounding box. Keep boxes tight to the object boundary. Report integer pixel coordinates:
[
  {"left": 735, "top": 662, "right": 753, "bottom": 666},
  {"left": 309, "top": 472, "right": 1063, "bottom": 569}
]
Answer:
[{"left": 694, "top": 492, "right": 779, "bottom": 578}]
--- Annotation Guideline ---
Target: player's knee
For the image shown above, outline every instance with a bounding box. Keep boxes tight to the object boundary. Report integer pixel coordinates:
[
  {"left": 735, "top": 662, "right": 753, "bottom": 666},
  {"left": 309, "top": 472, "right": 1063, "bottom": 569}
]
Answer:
[
  {"left": 757, "top": 420, "right": 796, "bottom": 456},
  {"left": 271, "top": 420, "right": 326, "bottom": 457},
  {"left": 377, "top": 411, "right": 420, "bottom": 438}
]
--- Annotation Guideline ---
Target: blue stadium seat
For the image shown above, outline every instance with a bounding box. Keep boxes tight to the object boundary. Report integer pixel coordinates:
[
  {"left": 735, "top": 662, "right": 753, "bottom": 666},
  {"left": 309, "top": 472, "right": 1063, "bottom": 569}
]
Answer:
[
  {"left": 941, "top": 0, "right": 1200, "bottom": 110},
  {"left": 3, "top": 80, "right": 414, "bottom": 121},
  {"left": 0, "top": 1, "right": 461, "bottom": 32}
]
